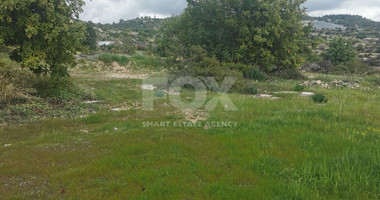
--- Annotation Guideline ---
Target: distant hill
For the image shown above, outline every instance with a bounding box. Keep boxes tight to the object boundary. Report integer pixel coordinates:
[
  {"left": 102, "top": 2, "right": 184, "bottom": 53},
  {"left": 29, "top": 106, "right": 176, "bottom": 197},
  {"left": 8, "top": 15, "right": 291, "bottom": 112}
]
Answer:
[
  {"left": 95, "top": 17, "right": 163, "bottom": 32},
  {"left": 302, "top": 20, "right": 346, "bottom": 30},
  {"left": 112, "top": 17, "right": 163, "bottom": 31},
  {"left": 309, "top": 15, "right": 380, "bottom": 30}
]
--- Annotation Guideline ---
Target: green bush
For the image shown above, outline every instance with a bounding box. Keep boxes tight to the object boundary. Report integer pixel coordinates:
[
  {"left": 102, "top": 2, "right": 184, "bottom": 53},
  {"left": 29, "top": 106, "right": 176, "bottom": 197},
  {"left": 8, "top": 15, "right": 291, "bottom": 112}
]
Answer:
[
  {"left": 322, "top": 37, "right": 357, "bottom": 66},
  {"left": 294, "top": 84, "right": 306, "bottom": 91},
  {"left": 237, "top": 81, "right": 258, "bottom": 95},
  {"left": 312, "top": 94, "right": 328, "bottom": 103},
  {"left": 271, "top": 68, "right": 305, "bottom": 80},
  {"left": 244, "top": 86, "right": 259, "bottom": 95},
  {"left": 98, "top": 54, "right": 129, "bottom": 66},
  {"left": 333, "top": 61, "right": 372, "bottom": 75},
  {"left": 33, "top": 75, "right": 91, "bottom": 101},
  {"left": 0, "top": 58, "right": 35, "bottom": 106},
  {"left": 130, "top": 55, "right": 161, "bottom": 70},
  {"left": 365, "top": 75, "right": 380, "bottom": 86},
  {"left": 246, "top": 68, "right": 268, "bottom": 81},
  {"left": 154, "top": 90, "right": 166, "bottom": 98},
  {"left": 172, "top": 46, "right": 245, "bottom": 85}
]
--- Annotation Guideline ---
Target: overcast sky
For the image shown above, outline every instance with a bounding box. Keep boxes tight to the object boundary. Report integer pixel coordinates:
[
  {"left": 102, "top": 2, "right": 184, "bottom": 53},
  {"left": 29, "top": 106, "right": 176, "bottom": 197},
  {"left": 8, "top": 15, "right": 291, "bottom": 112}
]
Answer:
[{"left": 80, "top": 0, "right": 380, "bottom": 24}]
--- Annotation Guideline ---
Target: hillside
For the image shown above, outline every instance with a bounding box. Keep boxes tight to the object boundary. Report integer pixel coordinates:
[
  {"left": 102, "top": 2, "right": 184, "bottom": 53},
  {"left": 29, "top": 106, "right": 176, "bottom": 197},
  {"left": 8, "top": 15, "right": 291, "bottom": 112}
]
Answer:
[
  {"left": 302, "top": 20, "right": 346, "bottom": 29},
  {"left": 311, "top": 14, "right": 380, "bottom": 30},
  {"left": 96, "top": 17, "right": 163, "bottom": 32}
]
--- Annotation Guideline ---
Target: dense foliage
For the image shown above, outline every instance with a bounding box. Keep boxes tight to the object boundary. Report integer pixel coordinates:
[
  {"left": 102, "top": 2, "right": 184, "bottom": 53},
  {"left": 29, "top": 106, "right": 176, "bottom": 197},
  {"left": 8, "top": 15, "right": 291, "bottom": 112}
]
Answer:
[
  {"left": 158, "top": 0, "right": 309, "bottom": 71},
  {"left": 0, "top": 0, "right": 86, "bottom": 76},
  {"left": 98, "top": 54, "right": 129, "bottom": 66},
  {"left": 83, "top": 22, "right": 98, "bottom": 52},
  {"left": 322, "top": 37, "right": 357, "bottom": 66},
  {"left": 312, "top": 93, "right": 328, "bottom": 103},
  {"left": 111, "top": 17, "right": 163, "bottom": 32}
]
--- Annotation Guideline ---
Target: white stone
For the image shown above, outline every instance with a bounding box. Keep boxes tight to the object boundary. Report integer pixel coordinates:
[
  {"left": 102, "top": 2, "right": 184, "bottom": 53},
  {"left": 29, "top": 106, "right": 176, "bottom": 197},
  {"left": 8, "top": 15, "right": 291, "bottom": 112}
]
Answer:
[
  {"left": 111, "top": 108, "right": 124, "bottom": 111},
  {"left": 300, "top": 92, "right": 314, "bottom": 97},
  {"left": 84, "top": 100, "right": 101, "bottom": 104},
  {"left": 142, "top": 84, "right": 155, "bottom": 90},
  {"left": 80, "top": 129, "right": 89, "bottom": 133},
  {"left": 259, "top": 94, "right": 273, "bottom": 98},
  {"left": 274, "top": 91, "right": 298, "bottom": 94},
  {"left": 4, "top": 144, "right": 12, "bottom": 147},
  {"left": 321, "top": 83, "right": 329, "bottom": 88},
  {"left": 253, "top": 94, "right": 281, "bottom": 100}
]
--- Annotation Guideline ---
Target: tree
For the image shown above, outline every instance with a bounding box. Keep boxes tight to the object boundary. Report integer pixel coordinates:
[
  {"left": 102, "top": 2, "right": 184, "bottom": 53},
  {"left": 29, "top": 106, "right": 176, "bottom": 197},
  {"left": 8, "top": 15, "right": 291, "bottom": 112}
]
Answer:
[
  {"left": 376, "top": 42, "right": 380, "bottom": 53},
  {"left": 0, "top": 0, "right": 86, "bottom": 76},
  {"left": 119, "top": 32, "right": 136, "bottom": 55},
  {"left": 158, "top": 0, "right": 308, "bottom": 71},
  {"left": 322, "top": 37, "right": 357, "bottom": 66},
  {"left": 83, "top": 22, "right": 98, "bottom": 52}
]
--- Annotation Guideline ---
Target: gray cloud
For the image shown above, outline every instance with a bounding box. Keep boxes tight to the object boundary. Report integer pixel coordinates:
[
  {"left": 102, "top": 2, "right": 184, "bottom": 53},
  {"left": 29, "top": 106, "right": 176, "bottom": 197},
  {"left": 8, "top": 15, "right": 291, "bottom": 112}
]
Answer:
[
  {"left": 304, "top": 0, "right": 344, "bottom": 11},
  {"left": 80, "top": 0, "right": 380, "bottom": 23},
  {"left": 80, "top": 0, "right": 187, "bottom": 23}
]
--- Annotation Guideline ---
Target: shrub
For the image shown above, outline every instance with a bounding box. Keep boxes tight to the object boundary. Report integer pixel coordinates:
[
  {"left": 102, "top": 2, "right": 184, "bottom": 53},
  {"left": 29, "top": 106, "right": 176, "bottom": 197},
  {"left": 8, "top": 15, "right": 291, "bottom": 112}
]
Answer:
[
  {"left": 236, "top": 81, "right": 258, "bottom": 95},
  {"left": 302, "top": 61, "right": 335, "bottom": 74},
  {"left": 312, "top": 94, "right": 328, "bottom": 103},
  {"left": 322, "top": 37, "right": 357, "bottom": 66},
  {"left": 98, "top": 54, "right": 129, "bottom": 66},
  {"left": 364, "top": 57, "right": 380, "bottom": 67},
  {"left": 271, "top": 68, "right": 305, "bottom": 80},
  {"left": 33, "top": 75, "right": 91, "bottom": 101},
  {"left": 246, "top": 68, "right": 268, "bottom": 81},
  {"left": 363, "top": 75, "right": 380, "bottom": 86},
  {"left": 154, "top": 90, "right": 166, "bottom": 98},
  {"left": 130, "top": 55, "right": 161, "bottom": 70},
  {"left": 0, "top": 58, "right": 35, "bottom": 106},
  {"left": 294, "top": 84, "right": 306, "bottom": 91},
  {"left": 244, "top": 86, "right": 259, "bottom": 95},
  {"left": 172, "top": 46, "right": 245, "bottom": 86},
  {"left": 332, "top": 61, "right": 372, "bottom": 75}
]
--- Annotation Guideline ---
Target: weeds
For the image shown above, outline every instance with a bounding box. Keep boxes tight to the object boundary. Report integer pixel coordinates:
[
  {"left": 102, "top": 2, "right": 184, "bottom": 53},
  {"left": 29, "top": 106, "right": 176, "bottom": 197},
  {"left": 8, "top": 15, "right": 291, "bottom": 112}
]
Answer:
[
  {"left": 33, "top": 75, "right": 92, "bottom": 101},
  {"left": 312, "top": 93, "right": 328, "bottom": 103},
  {"left": 130, "top": 55, "right": 161, "bottom": 70},
  {"left": 246, "top": 68, "right": 268, "bottom": 81},
  {"left": 98, "top": 53, "right": 129, "bottom": 66},
  {"left": 243, "top": 85, "right": 259, "bottom": 95},
  {"left": 294, "top": 84, "right": 306, "bottom": 91},
  {"left": 0, "top": 57, "right": 35, "bottom": 106}
]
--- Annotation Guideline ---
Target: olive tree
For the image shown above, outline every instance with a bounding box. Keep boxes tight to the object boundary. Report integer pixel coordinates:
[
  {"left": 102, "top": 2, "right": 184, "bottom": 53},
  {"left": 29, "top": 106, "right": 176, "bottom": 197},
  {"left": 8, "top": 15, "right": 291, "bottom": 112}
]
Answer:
[
  {"left": 322, "top": 37, "right": 357, "bottom": 66},
  {"left": 0, "top": 0, "right": 86, "bottom": 76},
  {"left": 158, "top": 0, "right": 309, "bottom": 71}
]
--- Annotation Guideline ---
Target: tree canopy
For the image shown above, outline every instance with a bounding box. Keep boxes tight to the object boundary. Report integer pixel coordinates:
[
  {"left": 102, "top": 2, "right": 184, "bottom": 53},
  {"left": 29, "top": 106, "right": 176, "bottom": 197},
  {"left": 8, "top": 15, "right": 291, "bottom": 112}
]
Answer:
[
  {"left": 83, "top": 22, "right": 98, "bottom": 52},
  {"left": 0, "top": 0, "right": 86, "bottom": 76},
  {"left": 158, "top": 0, "right": 309, "bottom": 71},
  {"left": 322, "top": 37, "right": 357, "bottom": 66}
]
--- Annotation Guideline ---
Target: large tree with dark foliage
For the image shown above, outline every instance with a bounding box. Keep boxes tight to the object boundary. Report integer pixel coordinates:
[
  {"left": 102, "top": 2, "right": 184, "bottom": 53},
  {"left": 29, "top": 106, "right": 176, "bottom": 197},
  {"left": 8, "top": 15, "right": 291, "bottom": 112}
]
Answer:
[
  {"left": 158, "top": 0, "right": 309, "bottom": 71},
  {"left": 322, "top": 37, "right": 357, "bottom": 66},
  {"left": 83, "top": 22, "right": 98, "bottom": 52},
  {"left": 0, "top": 0, "right": 86, "bottom": 76}
]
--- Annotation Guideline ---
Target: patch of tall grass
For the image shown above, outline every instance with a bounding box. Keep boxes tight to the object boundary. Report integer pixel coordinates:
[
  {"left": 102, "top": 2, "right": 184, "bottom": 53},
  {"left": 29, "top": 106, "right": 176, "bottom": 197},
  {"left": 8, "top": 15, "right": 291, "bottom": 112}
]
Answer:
[{"left": 98, "top": 53, "right": 129, "bottom": 66}]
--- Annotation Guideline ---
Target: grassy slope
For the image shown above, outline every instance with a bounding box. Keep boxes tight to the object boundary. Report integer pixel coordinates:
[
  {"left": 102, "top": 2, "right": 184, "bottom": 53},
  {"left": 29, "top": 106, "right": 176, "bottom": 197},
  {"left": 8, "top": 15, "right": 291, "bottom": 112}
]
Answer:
[{"left": 0, "top": 75, "right": 379, "bottom": 199}]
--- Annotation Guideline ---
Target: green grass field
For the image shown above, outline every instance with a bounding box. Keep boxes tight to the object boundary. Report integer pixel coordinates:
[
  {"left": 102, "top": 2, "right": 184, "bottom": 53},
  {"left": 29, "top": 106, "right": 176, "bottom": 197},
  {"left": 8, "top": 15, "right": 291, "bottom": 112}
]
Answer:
[{"left": 1, "top": 67, "right": 379, "bottom": 199}]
